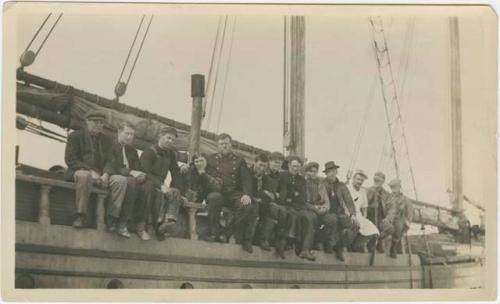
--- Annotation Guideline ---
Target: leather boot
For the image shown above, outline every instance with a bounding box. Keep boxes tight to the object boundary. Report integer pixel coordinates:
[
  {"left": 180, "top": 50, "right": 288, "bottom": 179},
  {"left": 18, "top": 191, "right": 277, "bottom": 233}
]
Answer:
[
  {"left": 73, "top": 214, "right": 85, "bottom": 229},
  {"left": 299, "top": 250, "right": 316, "bottom": 261},
  {"left": 335, "top": 245, "right": 345, "bottom": 262},
  {"left": 259, "top": 240, "right": 272, "bottom": 251},
  {"left": 390, "top": 242, "right": 398, "bottom": 258},
  {"left": 276, "top": 239, "right": 286, "bottom": 259},
  {"left": 376, "top": 238, "right": 385, "bottom": 253},
  {"left": 242, "top": 240, "right": 253, "bottom": 253}
]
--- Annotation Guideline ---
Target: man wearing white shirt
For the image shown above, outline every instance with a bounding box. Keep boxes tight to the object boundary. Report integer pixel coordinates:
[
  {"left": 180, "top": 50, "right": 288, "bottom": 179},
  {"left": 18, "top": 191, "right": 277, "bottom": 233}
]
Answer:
[
  {"left": 104, "top": 121, "right": 147, "bottom": 238},
  {"left": 347, "top": 169, "right": 379, "bottom": 252}
]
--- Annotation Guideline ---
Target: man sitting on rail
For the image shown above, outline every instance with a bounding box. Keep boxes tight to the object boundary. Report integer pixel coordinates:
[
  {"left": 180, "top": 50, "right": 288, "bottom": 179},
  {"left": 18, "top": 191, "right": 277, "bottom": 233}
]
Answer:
[
  {"left": 254, "top": 151, "right": 286, "bottom": 252},
  {"left": 347, "top": 169, "right": 380, "bottom": 252},
  {"left": 279, "top": 156, "right": 317, "bottom": 261},
  {"left": 322, "top": 161, "right": 359, "bottom": 262},
  {"left": 138, "top": 126, "right": 184, "bottom": 241},
  {"left": 376, "top": 179, "right": 414, "bottom": 258},
  {"left": 302, "top": 162, "right": 337, "bottom": 256},
  {"left": 103, "top": 121, "right": 147, "bottom": 238},
  {"left": 64, "top": 110, "right": 113, "bottom": 229},
  {"left": 178, "top": 153, "right": 221, "bottom": 205},
  {"left": 366, "top": 172, "right": 390, "bottom": 227},
  {"left": 204, "top": 133, "right": 257, "bottom": 253}
]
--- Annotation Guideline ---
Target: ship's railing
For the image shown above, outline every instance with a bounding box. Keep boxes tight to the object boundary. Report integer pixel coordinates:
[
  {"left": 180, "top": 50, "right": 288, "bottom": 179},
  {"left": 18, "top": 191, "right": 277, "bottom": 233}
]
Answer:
[{"left": 15, "top": 172, "right": 204, "bottom": 240}]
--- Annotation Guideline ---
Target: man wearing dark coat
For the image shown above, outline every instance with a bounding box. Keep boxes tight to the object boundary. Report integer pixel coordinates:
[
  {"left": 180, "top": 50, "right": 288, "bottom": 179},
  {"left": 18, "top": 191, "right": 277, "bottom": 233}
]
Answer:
[
  {"left": 377, "top": 179, "right": 413, "bottom": 258},
  {"left": 204, "top": 133, "right": 256, "bottom": 253},
  {"left": 64, "top": 110, "right": 113, "bottom": 228},
  {"left": 303, "top": 162, "right": 338, "bottom": 254},
  {"left": 366, "top": 171, "right": 390, "bottom": 251},
  {"left": 138, "top": 126, "right": 185, "bottom": 241},
  {"left": 279, "top": 156, "right": 317, "bottom": 261},
  {"left": 103, "top": 121, "right": 147, "bottom": 238},
  {"left": 178, "top": 153, "right": 221, "bottom": 203},
  {"left": 322, "top": 161, "right": 359, "bottom": 261}
]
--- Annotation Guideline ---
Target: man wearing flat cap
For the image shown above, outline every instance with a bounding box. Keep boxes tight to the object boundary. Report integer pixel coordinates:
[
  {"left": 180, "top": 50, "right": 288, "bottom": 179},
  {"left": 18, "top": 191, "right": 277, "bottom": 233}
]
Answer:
[
  {"left": 65, "top": 109, "right": 113, "bottom": 228},
  {"left": 137, "top": 125, "right": 183, "bottom": 241},
  {"left": 322, "top": 161, "right": 358, "bottom": 261},
  {"left": 377, "top": 178, "right": 413, "bottom": 258}
]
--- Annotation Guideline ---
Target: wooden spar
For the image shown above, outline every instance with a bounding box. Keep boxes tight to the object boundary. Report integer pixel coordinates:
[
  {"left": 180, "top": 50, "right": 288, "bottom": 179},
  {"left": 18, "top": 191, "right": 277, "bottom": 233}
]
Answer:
[
  {"left": 287, "top": 16, "right": 306, "bottom": 158},
  {"left": 449, "top": 16, "right": 464, "bottom": 214},
  {"left": 189, "top": 74, "right": 205, "bottom": 161},
  {"left": 16, "top": 70, "right": 269, "bottom": 158}
]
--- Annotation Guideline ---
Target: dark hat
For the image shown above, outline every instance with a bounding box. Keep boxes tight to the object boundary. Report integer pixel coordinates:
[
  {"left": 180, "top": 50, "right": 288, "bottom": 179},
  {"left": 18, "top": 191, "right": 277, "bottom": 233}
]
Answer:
[
  {"left": 388, "top": 178, "right": 402, "bottom": 187},
  {"left": 323, "top": 161, "right": 340, "bottom": 173},
  {"left": 85, "top": 109, "right": 106, "bottom": 121},
  {"left": 304, "top": 161, "right": 319, "bottom": 172},
  {"left": 269, "top": 151, "right": 285, "bottom": 160},
  {"left": 159, "top": 126, "right": 178, "bottom": 138},
  {"left": 374, "top": 171, "right": 386, "bottom": 180}
]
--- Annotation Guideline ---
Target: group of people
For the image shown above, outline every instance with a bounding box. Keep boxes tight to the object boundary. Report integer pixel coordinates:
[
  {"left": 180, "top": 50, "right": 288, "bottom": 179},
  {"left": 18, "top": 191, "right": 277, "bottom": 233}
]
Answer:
[{"left": 64, "top": 109, "right": 413, "bottom": 262}]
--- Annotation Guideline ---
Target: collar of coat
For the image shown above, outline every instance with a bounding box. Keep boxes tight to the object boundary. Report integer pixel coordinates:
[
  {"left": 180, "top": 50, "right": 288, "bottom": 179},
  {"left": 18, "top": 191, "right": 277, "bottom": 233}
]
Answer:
[{"left": 216, "top": 152, "right": 236, "bottom": 159}]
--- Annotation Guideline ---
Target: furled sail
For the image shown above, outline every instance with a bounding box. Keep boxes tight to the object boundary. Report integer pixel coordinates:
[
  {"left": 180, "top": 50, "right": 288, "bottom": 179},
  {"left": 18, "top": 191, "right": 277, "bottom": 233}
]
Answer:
[{"left": 16, "top": 70, "right": 269, "bottom": 163}]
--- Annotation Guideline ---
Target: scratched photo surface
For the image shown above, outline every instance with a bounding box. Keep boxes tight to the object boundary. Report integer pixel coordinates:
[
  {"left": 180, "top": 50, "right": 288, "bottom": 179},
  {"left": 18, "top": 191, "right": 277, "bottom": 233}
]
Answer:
[{"left": 3, "top": 2, "right": 496, "bottom": 302}]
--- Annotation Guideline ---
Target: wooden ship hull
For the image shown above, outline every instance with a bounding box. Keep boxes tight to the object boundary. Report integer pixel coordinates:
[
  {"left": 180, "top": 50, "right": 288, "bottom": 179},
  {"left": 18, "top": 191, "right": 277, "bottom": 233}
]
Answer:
[{"left": 15, "top": 168, "right": 484, "bottom": 289}]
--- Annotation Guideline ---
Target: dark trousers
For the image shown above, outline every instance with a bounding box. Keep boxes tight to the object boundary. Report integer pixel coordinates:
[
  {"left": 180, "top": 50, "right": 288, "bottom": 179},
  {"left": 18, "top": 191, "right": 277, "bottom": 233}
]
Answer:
[
  {"left": 331, "top": 213, "right": 357, "bottom": 249},
  {"left": 116, "top": 177, "right": 145, "bottom": 226},
  {"left": 379, "top": 218, "right": 407, "bottom": 243},
  {"left": 257, "top": 202, "right": 289, "bottom": 243},
  {"left": 136, "top": 179, "right": 182, "bottom": 232},
  {"left": 206, "top": 191, "right": 258, "bottom": 242}
]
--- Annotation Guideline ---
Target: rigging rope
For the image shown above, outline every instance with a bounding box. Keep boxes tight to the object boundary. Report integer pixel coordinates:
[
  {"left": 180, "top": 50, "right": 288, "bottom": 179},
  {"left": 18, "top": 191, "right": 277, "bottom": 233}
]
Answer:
[
  {"left": 114, "top": 15, "right": 154, "bottom": 99},
  {"left": 203, "top": 17, "right": 224, "bottom": 118},
  {"left": 20, "top": 13, "right": 63, "bottom": 68},
  {"left": 23, "top": 13, "right": 52, "bottom": 54},
  {"left": 117, "top": 15, "right": 146, "bottom": 86},
  {"left": 215, "top": 17, "right": 237, "bottom": 133},
  {"left": 205, "top": 16, "right": 228, "bottom": 131},
  {"left": 126, "top": 15, "right": 154, "bottom": 85},
  {"left": 347, "top": 74, "right": 378, "bottom": 177},
  {"left": 370, "top": 16, "right": 419, "bottom": 200}
]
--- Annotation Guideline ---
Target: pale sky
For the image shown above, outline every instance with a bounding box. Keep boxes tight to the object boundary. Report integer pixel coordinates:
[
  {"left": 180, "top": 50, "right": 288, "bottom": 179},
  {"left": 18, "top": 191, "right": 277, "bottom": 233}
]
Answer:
[{"left": 15, "top": 11, "right": 493, "bottom": 224}]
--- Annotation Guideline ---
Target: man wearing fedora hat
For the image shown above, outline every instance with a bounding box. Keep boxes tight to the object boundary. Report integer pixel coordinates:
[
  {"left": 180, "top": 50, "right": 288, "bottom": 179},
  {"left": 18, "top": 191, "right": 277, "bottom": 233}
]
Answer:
[
  {"left": 377, "top": 178, "right": 413, "bottom": 258},
  {"left": 65, "top": 109, "right": 113, "bottom": 228},
  {"left": 137, "top": 125, "right": 183, "bottom": 241},
  {"left": 322, "top": 161, "right": 358, "bottom": 261}
]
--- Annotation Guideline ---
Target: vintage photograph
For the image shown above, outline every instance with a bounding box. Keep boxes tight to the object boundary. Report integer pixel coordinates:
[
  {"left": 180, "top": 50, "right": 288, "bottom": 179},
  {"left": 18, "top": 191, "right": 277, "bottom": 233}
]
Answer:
[{"left": 2, "top": 2, "right": 497, "bottom": 300}]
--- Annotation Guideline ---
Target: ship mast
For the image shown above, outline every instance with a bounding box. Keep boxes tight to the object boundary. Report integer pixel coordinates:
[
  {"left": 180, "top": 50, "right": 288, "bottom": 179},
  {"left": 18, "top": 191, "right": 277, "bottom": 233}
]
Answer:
[
  {"left": 284, "top": 16, "right": 306, "bottom": 159},
  {"left": 449, "top": 16, "right": 464, "bottom": 215}
]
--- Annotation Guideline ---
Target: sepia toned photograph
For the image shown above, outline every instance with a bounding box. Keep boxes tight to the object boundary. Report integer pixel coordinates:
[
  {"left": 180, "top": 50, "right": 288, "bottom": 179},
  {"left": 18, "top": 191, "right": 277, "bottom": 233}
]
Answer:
[{"left": 2, "top": 2, "right": 497, "bottom": 301}]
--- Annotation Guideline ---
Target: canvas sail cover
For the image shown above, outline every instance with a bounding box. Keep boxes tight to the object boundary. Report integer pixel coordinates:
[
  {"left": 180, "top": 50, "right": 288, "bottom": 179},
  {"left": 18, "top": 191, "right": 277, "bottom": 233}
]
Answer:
[{"left": 16, "top": 72, "right": 268, "bottom": 162}]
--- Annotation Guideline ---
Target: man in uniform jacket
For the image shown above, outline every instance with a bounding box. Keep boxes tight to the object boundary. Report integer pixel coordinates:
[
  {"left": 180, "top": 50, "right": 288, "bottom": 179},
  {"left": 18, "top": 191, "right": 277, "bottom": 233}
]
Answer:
[
  {"left": 279, "top": 156, "right": 317, "bottom": 261},
  {"left": 138, "top": 126, "right": 184, "bottom": 241},
  {"left": 322, "top": 161, "right": 359, "bottom": 261},
  {"left": 204, "top": 133, "right": 256, "bottom": 253},
  {"left": 103, "top": 121, "right": 147, "bottom": 238},
  {"left": 377, "top": 179, "right": 413, "bottom": 258},
  {"left": 64, "top": 110, "right": 113, "bottom": 228}
]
